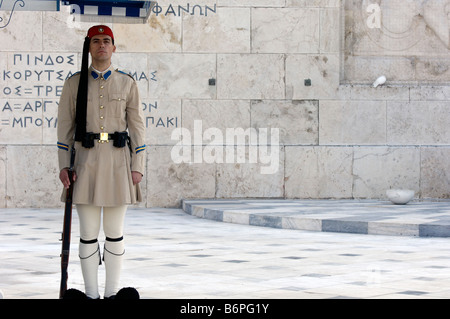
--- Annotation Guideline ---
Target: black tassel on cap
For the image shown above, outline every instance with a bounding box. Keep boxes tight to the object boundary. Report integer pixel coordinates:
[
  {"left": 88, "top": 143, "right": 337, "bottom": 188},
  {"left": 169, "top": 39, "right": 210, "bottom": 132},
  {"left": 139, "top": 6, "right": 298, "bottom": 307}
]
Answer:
[{"left": 75, "top": 36, "right": 90, "bottom": 142}]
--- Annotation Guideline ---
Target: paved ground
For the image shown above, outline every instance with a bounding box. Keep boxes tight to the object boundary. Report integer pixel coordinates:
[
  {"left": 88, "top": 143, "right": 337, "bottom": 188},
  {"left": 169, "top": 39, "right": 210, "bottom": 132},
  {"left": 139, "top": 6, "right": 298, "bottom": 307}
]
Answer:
[{"left": 1, "top": 199, "right": 450, "bottom": 299}]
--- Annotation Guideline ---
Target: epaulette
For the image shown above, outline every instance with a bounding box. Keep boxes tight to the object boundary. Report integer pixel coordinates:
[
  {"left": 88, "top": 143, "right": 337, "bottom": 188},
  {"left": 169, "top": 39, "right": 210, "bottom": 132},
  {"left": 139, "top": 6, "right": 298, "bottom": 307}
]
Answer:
[
  {"left": 116, "top": 69, "right": 135, "bottom": 81},
  {"left": 68, "top": 71, "right": 81, "bottom": 79}
]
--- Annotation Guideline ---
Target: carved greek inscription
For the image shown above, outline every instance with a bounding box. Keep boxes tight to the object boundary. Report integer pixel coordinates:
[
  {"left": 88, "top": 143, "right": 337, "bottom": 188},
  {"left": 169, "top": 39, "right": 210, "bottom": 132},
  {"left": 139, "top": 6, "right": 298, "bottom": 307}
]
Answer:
[{"left": 0, "top": 53, "right": 168, "bottom": 145}]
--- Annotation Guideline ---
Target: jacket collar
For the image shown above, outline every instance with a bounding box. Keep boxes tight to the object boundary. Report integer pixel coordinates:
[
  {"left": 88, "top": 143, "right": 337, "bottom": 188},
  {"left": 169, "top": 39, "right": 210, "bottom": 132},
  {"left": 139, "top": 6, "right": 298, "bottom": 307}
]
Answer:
[{"left": 90, "top": 65, "right": 114, "bottom": 81}]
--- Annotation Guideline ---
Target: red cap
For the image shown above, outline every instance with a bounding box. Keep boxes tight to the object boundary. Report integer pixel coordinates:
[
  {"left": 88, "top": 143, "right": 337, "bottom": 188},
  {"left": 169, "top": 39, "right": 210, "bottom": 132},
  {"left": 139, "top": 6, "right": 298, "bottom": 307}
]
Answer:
[{"left": 87, "top": 25, "right": 114, "bottom": 41}]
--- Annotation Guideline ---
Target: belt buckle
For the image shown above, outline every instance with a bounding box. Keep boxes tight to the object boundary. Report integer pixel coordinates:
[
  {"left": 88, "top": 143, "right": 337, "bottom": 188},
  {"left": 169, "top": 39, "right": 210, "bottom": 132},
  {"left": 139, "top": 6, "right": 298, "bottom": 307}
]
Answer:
[{"left": 99, "top": 132, "right": 109, "bottom": 141}]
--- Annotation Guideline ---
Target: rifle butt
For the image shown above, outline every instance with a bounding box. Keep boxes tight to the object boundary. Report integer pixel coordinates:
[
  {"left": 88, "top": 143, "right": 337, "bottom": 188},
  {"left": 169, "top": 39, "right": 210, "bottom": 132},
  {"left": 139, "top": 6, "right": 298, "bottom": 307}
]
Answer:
[{"left": 59, "top": 171, "right": 74, "bottom": 299}]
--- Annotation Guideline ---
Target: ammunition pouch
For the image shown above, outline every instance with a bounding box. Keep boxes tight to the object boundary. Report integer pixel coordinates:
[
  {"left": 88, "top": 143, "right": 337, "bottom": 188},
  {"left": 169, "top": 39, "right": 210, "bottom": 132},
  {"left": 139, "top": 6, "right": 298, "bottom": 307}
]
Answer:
[
  {"left": 81, "top": 133, "right": 95, "bottom": 148},
  {"left": 113, "top": 131, "right": 128, "bottom": 148}
]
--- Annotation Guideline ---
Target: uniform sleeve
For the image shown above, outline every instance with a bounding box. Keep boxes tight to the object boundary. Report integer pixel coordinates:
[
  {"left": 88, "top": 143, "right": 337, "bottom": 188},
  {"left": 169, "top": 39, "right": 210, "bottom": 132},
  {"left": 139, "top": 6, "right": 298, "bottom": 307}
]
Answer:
[
  {"left": 57, "top": 77, "right": 76, "bottom": 171},
  {"left": 126, "top": 80, "right": 146, "bottom": 175}
]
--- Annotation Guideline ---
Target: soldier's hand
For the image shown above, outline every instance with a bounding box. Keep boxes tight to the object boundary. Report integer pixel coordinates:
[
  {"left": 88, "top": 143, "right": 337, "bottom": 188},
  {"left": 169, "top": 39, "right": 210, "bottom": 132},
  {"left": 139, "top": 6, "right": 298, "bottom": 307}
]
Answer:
[
  {"left": 59, "top": 168, "right": 77, "bottom": 189},
  {"left": 131, "top": 171, "right": 142, "bottom": 185}
]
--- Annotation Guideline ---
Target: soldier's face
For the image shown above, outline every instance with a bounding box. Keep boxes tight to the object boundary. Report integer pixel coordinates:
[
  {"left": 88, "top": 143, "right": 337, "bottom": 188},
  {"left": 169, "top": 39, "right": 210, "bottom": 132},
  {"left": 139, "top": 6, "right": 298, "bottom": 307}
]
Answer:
[{"left": 90, "top": 35, "right": 116, "bottom": 62}]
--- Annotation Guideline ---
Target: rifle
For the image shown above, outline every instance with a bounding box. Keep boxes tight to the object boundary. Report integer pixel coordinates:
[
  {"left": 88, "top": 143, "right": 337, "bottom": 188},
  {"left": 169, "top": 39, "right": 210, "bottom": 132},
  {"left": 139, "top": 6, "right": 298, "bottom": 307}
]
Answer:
[{"left": 59, "top": 145, "right": 76, "bottom": 299}]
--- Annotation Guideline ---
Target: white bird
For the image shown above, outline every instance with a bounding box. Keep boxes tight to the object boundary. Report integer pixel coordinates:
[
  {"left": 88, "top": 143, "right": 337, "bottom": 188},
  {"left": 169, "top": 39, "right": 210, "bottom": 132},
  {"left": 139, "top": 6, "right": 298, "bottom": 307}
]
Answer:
[{"left": 373, "top": 75, "right": 386, "bottom": 88}]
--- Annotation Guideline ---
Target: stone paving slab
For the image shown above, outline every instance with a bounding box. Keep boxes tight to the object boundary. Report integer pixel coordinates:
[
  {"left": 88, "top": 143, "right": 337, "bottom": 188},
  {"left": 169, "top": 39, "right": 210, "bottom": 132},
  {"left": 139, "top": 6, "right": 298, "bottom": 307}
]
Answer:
[{"left": 182, "top": 199, "right": 450, "bottom": 237}]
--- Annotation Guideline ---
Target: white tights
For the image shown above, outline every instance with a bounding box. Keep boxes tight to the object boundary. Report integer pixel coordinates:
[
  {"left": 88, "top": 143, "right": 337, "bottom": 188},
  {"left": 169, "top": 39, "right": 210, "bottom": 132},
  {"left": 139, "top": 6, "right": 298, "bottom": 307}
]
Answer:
[{"left": 76, "top": 204, "right": 127, "bottom": 299}]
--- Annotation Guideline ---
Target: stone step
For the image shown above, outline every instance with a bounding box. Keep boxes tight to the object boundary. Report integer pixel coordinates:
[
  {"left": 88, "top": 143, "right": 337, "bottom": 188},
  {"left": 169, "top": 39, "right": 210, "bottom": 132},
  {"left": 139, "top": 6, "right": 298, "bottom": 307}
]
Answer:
[{"left": 182, "top": 199, "right": 450, "bottom": 238}]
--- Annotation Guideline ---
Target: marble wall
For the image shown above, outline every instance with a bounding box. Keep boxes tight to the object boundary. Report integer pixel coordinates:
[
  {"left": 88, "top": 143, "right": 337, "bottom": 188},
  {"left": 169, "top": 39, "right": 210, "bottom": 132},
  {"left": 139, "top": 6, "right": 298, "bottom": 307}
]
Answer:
[{"left": 0, "top": 0, "right": 449, "bottom": 208}]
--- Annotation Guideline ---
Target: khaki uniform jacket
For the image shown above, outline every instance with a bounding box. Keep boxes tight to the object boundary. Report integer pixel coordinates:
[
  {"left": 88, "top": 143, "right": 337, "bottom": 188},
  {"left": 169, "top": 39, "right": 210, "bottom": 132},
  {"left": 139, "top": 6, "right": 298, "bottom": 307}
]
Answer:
[{"left": 57, "top": 65, "right": 146, "bottom": 206}]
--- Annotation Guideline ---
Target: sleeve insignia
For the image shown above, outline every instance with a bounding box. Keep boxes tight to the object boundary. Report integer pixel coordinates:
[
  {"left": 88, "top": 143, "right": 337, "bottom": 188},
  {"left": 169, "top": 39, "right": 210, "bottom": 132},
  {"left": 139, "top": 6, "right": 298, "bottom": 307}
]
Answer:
[{"left": 135, "top": 145, "right": 146, "bottom": 154}]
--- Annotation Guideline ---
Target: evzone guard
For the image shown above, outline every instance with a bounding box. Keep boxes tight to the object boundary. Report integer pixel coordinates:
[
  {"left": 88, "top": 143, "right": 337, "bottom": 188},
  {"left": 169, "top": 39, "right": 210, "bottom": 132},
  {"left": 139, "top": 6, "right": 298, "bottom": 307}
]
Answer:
[{"left": 57, "top": 25, "right": 146, "bottom": 299}]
